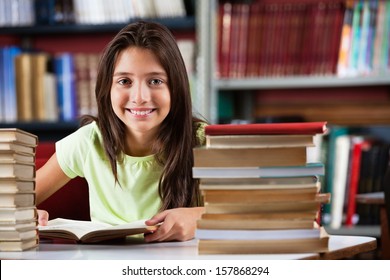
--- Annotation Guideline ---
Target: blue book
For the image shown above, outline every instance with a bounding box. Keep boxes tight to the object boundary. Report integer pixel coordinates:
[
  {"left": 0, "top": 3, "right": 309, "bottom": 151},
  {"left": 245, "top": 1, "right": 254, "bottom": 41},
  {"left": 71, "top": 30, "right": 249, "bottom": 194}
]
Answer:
[
  {"left": 0, "top": 48, "right": 5, "bottom": 122},
  {"left": 54, "top": 53, "right": 77, "bottom": 121},
  {"left": 349, "top": 0, "right": 363, "bottom": 75},
  {"left": 3, "top": 46, "right": 22, "bottom": 123},
  {"left": 34, "top": 0, "right": 57, "bottom": 25},
  {"left": 357, "top": 0, "right": 371, "bottom": 74},
  {"left": 365, "top": 0, "right": 379, "bottom": 73}
]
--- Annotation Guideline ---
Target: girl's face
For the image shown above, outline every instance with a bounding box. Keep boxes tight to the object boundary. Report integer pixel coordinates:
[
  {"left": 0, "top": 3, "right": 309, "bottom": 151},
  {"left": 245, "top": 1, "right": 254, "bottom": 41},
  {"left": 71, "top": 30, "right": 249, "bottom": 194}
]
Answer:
[{"left": 111, "top": 47, "right": 171, "bottom": 137}]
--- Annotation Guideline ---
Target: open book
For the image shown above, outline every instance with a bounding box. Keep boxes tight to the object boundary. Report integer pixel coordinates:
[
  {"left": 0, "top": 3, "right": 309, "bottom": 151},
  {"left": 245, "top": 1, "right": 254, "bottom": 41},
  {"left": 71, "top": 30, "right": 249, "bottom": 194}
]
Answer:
[{"left": 38, "top": 218, "right": 158, "bottom": 243}]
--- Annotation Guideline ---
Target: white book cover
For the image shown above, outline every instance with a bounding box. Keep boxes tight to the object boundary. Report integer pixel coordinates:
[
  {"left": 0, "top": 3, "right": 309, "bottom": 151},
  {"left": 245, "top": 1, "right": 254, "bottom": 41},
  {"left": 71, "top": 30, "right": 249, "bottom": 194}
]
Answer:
[{"left": 330, "top": 135, "right": 351, "bottom": 229}]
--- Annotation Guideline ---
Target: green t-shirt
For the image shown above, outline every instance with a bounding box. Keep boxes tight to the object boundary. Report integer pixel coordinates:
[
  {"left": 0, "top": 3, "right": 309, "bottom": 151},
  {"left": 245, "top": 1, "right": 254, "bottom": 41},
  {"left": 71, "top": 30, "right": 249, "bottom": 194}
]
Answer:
[{"left": 56, "top": 121, "right": 206, "bottom": 225}]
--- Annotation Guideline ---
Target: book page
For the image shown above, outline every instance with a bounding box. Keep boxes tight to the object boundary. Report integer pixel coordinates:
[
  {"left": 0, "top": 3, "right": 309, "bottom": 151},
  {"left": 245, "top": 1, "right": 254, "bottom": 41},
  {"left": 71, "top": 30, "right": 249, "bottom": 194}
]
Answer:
[
  {"left": 39, "top": 218, "right": 112, "bottom": 240},
  {"left": 38, "top": 218, "right": 155, "bottom": 242}
]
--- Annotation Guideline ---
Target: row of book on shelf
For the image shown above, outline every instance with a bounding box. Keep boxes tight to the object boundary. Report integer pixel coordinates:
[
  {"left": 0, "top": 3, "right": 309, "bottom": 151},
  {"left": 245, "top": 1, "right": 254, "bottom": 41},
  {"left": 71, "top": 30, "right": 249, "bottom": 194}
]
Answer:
[
  {"left": 0, "top": 48, "right": 99, "bottom": 123},
  {"left": 0, "top": 39, "right": 195, "bottom": 123},
  {"left": 0, "top": 128, "right": 39, "bottom": 251},
  {"left": 0, "top": 0, "right": 190, "bottom": 27},
  {"left": 253, "top": 89, "right": 390, "bottom": 127},
  {"left": 323, "top": 125, "right": 390, "bottom": 229},
  {"left": 217, "top": 0, "right": 390, "bottom": 78},
  {"left": 192, "top": 121, "right": 331, "bottom": 254}
]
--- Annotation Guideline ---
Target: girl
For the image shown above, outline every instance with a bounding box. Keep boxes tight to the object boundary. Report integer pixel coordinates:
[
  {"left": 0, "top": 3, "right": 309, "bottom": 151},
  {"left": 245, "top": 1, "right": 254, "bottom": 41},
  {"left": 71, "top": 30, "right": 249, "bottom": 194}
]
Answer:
[{"left": 36, "top": 21, "right": 207, "bottom": 242}]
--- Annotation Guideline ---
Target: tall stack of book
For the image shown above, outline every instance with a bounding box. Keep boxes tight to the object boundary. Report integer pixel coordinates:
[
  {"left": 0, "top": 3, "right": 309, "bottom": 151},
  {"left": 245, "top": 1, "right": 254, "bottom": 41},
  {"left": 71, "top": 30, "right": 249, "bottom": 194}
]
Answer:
[
  {"left": 0, "top": 128, "right": 39, "bottom": 251},
  {"left": 193, "top": 122, "right": 330, "bottom": 254}
]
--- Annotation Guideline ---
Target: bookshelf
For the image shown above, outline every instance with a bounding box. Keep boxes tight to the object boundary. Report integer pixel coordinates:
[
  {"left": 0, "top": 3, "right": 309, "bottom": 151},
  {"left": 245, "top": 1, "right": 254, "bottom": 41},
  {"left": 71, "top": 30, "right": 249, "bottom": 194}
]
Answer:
[
  {"left": 196, "top": 0, "right": 390, "bottom": 124},
  {"left": 0, "top": 1, "right": 196, "bottom": 141},
  {"left": 195, "top": 0, "right": 390, "bottom": 238}
]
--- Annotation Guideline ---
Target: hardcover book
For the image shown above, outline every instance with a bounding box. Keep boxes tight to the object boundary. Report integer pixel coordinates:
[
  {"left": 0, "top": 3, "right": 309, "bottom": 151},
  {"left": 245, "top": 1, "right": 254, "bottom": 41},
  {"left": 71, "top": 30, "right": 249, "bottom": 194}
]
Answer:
[
  {"left": 0, "top": 178, "right": 35, "bottom": 193},
  {"left": 196, "top": 227, "right": 329, "bottom": 254},
  {"left": 0, "top": 128, "right": 38, "bottom": 146},
  {"left": 204, "top": 193, "right": 330, "bottom": 214},
  {"left": 192, "top": 162, "right": 325, "bottom": 179},
  {"left": 205, "top": 121, "right": 327, "bottom": 136},
  {"left": 206, "top": 134, "right": 315, "bottom": 148},
  {"left": 0, "top": 143, "right": 35, "bottom": 155},
  {"left": 38, "top": 218, "right": 159, "bottom": 243},
  {"left": 0, "top": 192, "right": 35, "bottom": 208},
  {"left": 199, "top": 176, "right": 319, "bottom": 190},
  {"left": 0, "top": 207, "right": 37, "bottom": 223},
  {"left": 0, "top": 162, "right": 35, "bottom": 179},
  {"left": 193, "top": 146, "right": 307, "bottom": 167}
]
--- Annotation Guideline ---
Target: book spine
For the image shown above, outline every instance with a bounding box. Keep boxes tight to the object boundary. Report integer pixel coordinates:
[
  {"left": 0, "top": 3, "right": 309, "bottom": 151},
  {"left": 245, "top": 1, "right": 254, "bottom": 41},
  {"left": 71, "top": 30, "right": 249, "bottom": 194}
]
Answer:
[
  {"left": 0, "top": 48, "right": 5, "bottom": 122},
  {"left": 4, "top": 46, "right": 22, "bottom": 122},
  {"left": 54, "top": 53, "right": 78, "bottom": 121},
  {"left": 345, "top": 136, "right": 365, "bottom": 226}
]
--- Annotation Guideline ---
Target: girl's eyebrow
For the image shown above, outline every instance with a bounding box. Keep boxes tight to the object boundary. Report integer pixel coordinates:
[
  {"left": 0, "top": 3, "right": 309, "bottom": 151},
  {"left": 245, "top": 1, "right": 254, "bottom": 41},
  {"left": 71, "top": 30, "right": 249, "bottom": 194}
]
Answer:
[
  {"left": 113, "top": 71, "right": 167, "bottom": 77},
  {"left": 113, "top": 71, "right": 131, "bottom": 77}
]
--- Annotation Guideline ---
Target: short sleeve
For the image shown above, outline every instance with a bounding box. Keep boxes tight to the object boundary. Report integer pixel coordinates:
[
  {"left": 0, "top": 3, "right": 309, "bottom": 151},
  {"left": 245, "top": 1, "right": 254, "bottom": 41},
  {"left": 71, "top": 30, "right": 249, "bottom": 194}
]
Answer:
[{"left": 55, "top": 122, "right": 98, "bottom": 178}]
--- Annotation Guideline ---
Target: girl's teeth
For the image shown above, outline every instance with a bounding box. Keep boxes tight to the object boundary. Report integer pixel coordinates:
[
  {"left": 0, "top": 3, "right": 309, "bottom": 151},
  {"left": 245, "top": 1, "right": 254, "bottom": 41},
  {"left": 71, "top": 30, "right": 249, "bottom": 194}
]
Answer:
[{"left": 130, "top": 109, "right": 153, "bottom": 115}]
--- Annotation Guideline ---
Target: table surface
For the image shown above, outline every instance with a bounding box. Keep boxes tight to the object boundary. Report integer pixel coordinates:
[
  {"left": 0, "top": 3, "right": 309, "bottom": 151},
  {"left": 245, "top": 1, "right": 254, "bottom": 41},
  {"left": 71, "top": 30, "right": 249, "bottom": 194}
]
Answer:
[{"left": 0, "top": 235, "right": 377, "bottom": 260}]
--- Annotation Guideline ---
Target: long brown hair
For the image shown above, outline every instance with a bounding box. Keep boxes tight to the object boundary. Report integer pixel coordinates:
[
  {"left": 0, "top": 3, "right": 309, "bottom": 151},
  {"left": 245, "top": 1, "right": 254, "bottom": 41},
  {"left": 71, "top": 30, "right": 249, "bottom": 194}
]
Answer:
[{"left": 82, "top": 21, "right": 204, "bottom": 210}]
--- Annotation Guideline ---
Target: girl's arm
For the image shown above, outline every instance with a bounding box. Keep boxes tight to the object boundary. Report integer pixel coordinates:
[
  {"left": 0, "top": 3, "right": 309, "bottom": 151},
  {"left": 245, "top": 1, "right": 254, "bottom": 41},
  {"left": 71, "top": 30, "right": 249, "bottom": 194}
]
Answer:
[{"left": 36, "top": 153, "right": 71, "bottom": 206}]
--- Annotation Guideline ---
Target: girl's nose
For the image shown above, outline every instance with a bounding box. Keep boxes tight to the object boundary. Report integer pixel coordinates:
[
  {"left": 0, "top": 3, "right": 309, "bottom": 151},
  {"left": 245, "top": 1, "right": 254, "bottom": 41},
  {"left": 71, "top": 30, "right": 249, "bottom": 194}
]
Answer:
[{"left": 130, "top": 82, "right": 150, "bottom": 104}]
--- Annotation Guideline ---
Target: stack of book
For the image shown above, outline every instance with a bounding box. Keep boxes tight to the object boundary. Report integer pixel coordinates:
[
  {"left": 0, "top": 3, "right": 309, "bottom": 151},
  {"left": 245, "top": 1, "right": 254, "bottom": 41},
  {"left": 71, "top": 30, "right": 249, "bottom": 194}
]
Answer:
[
  {"left": 193, "top": 122, "right": 331, "bottom": 254},
  {"left": 0, "top": 128, "right": 39, "bottom": 251}
]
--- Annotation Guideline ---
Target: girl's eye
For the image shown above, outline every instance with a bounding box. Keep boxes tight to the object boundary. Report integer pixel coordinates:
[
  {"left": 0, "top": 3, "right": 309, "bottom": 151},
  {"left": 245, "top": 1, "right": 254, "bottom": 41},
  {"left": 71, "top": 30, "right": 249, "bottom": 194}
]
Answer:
[
  {"left": 150, "top": 79, "right": 163, "bottom": 85},
  {"left": 118, "top": 78, "right": 131, "bottom": 86}
]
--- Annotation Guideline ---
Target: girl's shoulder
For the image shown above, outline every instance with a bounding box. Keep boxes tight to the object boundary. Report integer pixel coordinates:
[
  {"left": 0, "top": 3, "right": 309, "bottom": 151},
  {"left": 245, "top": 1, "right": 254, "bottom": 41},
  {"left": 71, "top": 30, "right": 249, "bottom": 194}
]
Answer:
[
  {"left": 77, "top": 121, "right": 102, "bottom": 140},
  {"left": 58, "top": 121, "right": 103, "bottom": 149}
]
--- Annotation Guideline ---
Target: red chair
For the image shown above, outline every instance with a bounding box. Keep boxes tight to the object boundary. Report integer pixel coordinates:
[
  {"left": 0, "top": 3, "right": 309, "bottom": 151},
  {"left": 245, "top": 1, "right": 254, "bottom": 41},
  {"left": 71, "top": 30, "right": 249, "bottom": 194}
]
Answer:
[{"left": 36, "top": 142, "right": 90, "bottom": 221}]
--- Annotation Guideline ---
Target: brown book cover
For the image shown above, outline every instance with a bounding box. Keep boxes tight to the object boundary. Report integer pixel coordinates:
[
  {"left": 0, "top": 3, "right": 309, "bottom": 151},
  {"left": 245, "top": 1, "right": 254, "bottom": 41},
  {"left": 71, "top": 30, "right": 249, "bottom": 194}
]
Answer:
[
  {"left": 198, "top": 233, "right": 329, "bottom": 254},
  {"left": 204, "top": 193, "right": 330, "bottom": 214},
  {"left": 197, "top": 215, "right": 317, "bottom": 230},
  {"left": 206, "top": 134, "right": 315, "bottom": 148},
  {"left": 197, "top": 226, "right": 329, "bottom": 254},
  {"left": 15, "top": 54, "right": 34, "bottom": 121},
  {"left": 194, "top": 146, "right": 307, "bottom": 167},
  {"left": 199, "top": 176, "right": 319, "bottom": 190},
  {"left": 31, "top": 53, "right": 49, "bottom": 121},
  {"left": 201, "top": 189, "right": 319, "bottom": 204}
]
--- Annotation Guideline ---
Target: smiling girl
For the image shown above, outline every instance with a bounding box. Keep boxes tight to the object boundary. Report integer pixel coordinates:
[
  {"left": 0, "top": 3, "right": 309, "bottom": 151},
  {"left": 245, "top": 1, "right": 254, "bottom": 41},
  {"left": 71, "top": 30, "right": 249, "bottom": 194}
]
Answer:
[{"left": 36, "top": 21, "right": 207, "bottom": 242}]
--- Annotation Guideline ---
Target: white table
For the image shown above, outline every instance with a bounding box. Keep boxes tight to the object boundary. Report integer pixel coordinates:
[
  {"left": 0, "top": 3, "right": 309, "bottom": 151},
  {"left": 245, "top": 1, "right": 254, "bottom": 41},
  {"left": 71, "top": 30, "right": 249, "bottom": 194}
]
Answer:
[{"left": 0, "top": 235, "right": 377, "bottom": 260}]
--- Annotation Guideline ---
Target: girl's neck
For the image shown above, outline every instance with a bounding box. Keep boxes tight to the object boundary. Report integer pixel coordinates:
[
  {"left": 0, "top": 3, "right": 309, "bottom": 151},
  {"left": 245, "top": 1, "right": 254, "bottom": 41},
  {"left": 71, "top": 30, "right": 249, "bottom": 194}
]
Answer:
[{"left": 124, "top": 130, "right": 155, "bottom": 157}]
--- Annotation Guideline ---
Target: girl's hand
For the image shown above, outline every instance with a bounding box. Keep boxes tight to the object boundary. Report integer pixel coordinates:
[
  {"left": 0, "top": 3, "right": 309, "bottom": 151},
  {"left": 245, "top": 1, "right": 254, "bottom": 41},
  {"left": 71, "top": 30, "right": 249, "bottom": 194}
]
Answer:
[
  {"left": 144, "top": 207, "right": 205, "bottom": 242},
  {"left": 37, "top": 209, "right": 49, "bottom": 226}
]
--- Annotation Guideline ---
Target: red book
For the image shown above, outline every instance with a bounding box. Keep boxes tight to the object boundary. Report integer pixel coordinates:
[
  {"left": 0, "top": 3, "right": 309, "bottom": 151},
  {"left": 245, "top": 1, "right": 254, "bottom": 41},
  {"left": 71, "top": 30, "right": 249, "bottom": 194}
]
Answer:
[
  {"left": 218, "top": 2, "right": 233, "bottom": 78},
  {"left": 345, "top": 137, "right": 370, "bottom": 226},
  {"left": 205, "top": 122, "right": 328, "bottom": 136}
]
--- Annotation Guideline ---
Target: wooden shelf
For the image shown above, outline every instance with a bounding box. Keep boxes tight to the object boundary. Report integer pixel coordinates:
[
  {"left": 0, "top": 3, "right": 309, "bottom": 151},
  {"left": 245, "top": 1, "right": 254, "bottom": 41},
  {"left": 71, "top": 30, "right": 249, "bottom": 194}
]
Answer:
[
  {"left": 0, "top": 17, "right": 195, "bottom": 35},
  {"left": 214, "top": 75, "right": 390, "bottom": 90}
]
